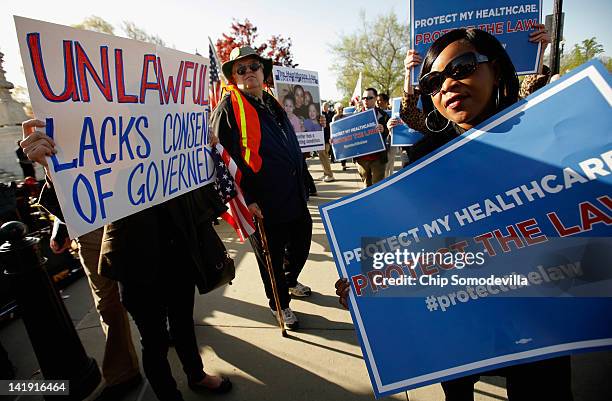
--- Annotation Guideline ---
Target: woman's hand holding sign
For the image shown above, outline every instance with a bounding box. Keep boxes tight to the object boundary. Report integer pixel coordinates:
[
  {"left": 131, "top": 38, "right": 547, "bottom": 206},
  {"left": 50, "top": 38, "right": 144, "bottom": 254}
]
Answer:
[
  {"left": 529, "top": 23, "right": 551, "bottom": 49},
  {"left": 403, "top": 49, "right": 423, "bottom": 93},
  {"left": 387, "top": 117, "right": 403, "bottom": 143},
  {"left": 335, "top": 278, "right": 350, "bottom": 310},
  {"left": 387, "top": 117, "right": 403, "bottom": 131},
  {"left": 22, "top": 118, "right": 72, "bottom": 253},
  {"left": 21, "top": 118, "right": 55, "bottom": 169},
  {"left": 529, "top": 23, "right": 551, "bottom": 74}
]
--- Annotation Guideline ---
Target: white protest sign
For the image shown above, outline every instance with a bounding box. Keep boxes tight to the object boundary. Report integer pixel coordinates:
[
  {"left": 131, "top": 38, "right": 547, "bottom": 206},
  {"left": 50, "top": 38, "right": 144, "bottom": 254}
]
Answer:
[
  {"left": 271, "top": 66, "right": 325, "bottom": 152},
  {"left": 15, "top": 16, "right": 215, "bottom": 238}
]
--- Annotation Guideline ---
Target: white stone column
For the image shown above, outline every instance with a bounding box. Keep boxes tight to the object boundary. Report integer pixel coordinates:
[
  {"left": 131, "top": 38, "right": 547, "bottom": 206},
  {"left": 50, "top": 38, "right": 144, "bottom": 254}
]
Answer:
[
  {"left": 0, "top": 51, "right": 35, "bottom": 179},
  {"left": 0, "top": 51, "right": 28, "bottom": 127}
]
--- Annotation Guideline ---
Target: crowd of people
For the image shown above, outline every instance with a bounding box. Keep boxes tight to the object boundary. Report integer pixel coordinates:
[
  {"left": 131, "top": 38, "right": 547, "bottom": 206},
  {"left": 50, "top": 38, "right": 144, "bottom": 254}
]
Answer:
[{"left": 12, "top": 21, "right": 576, "bottom": 401}]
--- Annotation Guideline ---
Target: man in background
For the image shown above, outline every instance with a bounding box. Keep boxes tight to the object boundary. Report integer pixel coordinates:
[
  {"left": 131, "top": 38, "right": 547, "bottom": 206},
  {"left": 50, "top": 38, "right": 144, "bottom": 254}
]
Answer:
[
  {"left": 317, "top": 101, "right": 336, "bottom": 182},
  {"left": 355, "top": 88, "right": 389, "bottom": 187}
]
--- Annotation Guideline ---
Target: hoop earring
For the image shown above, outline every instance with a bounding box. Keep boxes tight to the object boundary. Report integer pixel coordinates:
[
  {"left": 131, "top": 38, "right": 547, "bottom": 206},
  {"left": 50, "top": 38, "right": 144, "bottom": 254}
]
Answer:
[
  {"left": 495, "top": 86, "right": 501, "bottom": 109},
  {"left": 425, "top": 110, "right": 451, "bottom": 133}
]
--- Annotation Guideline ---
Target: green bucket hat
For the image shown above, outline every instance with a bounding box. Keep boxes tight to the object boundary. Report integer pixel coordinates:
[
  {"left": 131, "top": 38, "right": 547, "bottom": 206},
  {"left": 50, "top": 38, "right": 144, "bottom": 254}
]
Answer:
[{"left": 221, "top": 46, "right": 273, "bottom": 82}]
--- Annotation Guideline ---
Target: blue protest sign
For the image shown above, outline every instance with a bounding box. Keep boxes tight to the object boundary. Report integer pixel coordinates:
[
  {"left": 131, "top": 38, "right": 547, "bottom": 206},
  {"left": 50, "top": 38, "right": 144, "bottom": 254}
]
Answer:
[
  {"left": 390, "top": 97, "right": 424, "bottom": 146},
  {"left": 344, "top": 106, "right": 356, "bottom": 115},
  {"left": 410, "top": 0, "right": 543, "bottom": 85},
  {"left": 320, "top": 61, "right": 612, "bottom": 398},
  {"left": 330, "top": 109, "right": 386, "bottom": 161}
]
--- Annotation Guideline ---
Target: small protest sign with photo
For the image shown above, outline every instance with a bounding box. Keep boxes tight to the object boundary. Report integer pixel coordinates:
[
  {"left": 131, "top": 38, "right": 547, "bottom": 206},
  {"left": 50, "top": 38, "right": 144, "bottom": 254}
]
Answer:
[{"left": 272, "top": 66, "right": 325, "bottom": 152}]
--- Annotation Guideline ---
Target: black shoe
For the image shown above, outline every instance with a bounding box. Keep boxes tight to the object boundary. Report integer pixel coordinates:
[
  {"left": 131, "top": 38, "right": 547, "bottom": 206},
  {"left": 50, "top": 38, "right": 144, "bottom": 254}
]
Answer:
[
  {"left": 95, "top": 374, "right": 143, "bottom": 401},
  {"left": 189, "top": 375, "right": 232, "bottom": 394}
]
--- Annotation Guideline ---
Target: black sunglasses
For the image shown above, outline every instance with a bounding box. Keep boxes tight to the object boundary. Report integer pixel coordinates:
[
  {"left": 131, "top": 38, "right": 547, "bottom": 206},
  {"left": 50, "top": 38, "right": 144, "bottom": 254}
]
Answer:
[
  {"left": 419, "top": 52, "right": 489, "bottom": 96},
  {"left": 236, "top": 62, "right": 262, "bottom": 76},
  {"left": 362, "top": 96, "right": 375, "bottom": 101}
]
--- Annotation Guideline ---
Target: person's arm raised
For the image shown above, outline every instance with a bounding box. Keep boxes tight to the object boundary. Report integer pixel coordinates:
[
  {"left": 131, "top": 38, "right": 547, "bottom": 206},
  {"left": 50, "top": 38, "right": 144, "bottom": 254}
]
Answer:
[
  {"left": 22, "top": 118, "right": 65, "bottom": 220},
  {"left": 403, "top": 49, "right": 423, "bottom": 95},
  {"left": 529, "top": 23, "right": 551, "bottom": 74}
]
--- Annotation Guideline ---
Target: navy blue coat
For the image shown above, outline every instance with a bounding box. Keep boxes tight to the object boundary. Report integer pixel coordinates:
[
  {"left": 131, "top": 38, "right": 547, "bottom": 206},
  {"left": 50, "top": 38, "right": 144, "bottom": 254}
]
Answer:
[{"left": 211, "top": 91, "right": 308, "bottom": 224}]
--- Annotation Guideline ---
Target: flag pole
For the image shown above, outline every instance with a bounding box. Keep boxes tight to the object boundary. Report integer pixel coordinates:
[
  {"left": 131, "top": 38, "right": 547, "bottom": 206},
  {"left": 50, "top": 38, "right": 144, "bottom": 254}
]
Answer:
[
  {"left": 550, "top": 0, "right": 564, "bottom": 75},
  {"left": 208, "top": 36, "right": 227, "bottom": 85},
  {"left": 407, "top": 10, "right": 414, "bottom": 95},
  {"left": 255, "top": 217, "right": 288, "bottom": 337}
]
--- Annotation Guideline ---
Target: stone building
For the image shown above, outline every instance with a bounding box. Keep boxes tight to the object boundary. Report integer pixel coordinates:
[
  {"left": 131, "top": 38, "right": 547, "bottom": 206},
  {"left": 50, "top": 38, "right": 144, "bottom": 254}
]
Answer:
[{"left": 0, "top": 51, "right": 42, "bottom": 181}]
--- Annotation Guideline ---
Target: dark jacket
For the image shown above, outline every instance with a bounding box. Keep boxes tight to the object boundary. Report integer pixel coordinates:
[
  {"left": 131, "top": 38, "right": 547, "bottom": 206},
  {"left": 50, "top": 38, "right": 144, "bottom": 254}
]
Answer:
[
  {"left": 38, "top": 180, "right": 227, "bottom": 292},
  {"left": 323, "top": 109, "right": 335, "bottom": 143},
  {"left": 211, "top": 90, "right": 308, "bottom": 224},
  {"left": 375, "top": 105, "right": 391, "bottom": 146},
  {"left": 406, "top": 127, "right": 461, "bottom": 165}
]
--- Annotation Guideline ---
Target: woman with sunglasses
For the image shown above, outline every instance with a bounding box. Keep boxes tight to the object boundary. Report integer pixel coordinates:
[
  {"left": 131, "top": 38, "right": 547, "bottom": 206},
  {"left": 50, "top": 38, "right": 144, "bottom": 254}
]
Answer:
[
  {"left": 388, "top": 25, "right": 550, "bottom": 163},
  {"left": 338, "top": 27, "right": 574, "bottom": 400}
]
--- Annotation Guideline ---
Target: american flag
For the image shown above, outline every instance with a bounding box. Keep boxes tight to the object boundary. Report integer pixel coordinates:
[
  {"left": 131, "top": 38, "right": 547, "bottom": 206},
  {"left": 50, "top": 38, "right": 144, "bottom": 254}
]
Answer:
[
  {"left": 209, "top": 42, "right": 223, "bottom": 110},
  {"left": 213, "top": 143, "right": 255, "bottom": 241}
]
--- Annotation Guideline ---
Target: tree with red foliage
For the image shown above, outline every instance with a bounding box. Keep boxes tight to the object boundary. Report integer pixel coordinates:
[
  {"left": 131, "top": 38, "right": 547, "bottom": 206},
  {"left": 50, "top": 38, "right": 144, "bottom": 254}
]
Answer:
[{"left": 216, "top": 19, "right": 297, "bottom": 68}]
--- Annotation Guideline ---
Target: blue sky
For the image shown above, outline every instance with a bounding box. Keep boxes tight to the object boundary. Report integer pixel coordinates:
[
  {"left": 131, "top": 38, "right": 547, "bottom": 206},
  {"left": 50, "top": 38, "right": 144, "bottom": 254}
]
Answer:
[{"left": 2, "top": 0, "right": 610, "bottom": 100}]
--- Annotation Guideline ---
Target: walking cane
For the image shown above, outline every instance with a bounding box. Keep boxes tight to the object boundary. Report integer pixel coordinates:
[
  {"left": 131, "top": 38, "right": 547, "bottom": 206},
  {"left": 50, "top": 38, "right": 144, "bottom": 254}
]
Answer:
[{"left": 255, "top": 217, "right": 288, "bottom": 337}]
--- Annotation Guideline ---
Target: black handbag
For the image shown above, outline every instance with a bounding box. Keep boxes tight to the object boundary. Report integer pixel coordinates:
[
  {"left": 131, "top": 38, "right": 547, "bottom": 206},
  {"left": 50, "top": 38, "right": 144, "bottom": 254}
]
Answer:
[{"left": 198, "top": 222, "right": 235, "bottom": 294}]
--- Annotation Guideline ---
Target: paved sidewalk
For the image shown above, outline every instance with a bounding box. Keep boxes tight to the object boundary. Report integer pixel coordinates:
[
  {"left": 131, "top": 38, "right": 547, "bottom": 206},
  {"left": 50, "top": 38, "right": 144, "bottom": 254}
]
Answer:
[{"left": 1, "top": 157, "right": 610, "bottom": 401}]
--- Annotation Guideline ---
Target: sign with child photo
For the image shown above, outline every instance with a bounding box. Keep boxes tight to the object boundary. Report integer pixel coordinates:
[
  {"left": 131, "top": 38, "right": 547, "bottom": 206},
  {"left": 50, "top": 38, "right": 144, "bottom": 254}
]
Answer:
[{"left": 272, "top": 66, "right": 325, "bottom": 152}]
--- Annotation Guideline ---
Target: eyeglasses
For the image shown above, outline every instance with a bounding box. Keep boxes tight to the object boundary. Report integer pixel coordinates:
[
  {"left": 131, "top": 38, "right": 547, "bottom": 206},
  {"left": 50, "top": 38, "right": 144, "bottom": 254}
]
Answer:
[
  {"left": 362, "top": 96, "right": 375, "bottom": 101},
  {"left": 236, "top": 62, "right": 262, "bottom": 76},
  {"left": 419, "top": 52, "right": 489, "bottom": 96}
]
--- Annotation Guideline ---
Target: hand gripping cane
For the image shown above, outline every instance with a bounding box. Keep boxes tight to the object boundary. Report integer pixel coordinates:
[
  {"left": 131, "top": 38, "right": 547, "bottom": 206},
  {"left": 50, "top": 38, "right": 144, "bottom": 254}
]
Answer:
[{"left": 255, "top": 217, "right": 288, "bottom": 337}]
